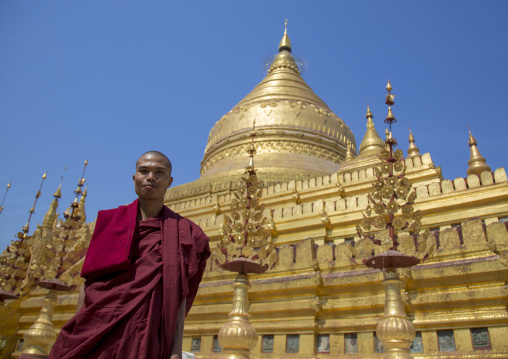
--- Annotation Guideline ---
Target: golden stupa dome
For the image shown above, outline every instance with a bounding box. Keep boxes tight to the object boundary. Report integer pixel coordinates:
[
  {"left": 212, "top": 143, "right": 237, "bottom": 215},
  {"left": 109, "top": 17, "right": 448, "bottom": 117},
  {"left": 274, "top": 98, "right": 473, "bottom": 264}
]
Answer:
[{"left": 200, "top": 25, "right": 356, "bottom": 183}]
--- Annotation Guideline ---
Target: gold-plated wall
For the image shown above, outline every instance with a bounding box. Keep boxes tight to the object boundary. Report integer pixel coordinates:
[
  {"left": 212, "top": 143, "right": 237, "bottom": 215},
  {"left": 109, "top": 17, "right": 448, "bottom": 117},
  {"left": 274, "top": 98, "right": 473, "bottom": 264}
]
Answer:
[
  {"left": 2, "top": 150, "right": 507, "bottom": 358},
  {"left": 168, "top": 153, "right": 508, "bottom": 358}
]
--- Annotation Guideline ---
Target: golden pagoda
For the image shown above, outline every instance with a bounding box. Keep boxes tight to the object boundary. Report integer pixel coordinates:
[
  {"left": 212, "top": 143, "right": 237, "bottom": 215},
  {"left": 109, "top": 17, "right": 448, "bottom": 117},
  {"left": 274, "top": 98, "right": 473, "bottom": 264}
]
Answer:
[
  {"left": 198, "top": 21, "right": 355, "bottom": 186},
  {"left": 1, "top": 25, "right": 508, "bottom": 359}
]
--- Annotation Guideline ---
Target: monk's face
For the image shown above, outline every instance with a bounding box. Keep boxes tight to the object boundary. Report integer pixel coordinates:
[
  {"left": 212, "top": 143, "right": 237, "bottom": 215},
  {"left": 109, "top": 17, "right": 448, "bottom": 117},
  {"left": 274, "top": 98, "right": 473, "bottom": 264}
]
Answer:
[{"left": 133, "top": 154, "right": 173, "bottom": 201}]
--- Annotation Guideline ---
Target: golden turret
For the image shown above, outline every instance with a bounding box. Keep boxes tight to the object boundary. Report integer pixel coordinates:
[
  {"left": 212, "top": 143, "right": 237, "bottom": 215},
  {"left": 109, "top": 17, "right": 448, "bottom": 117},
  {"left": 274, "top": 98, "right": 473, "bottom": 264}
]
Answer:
[
  {"left": 467, "top": 129, "right": 491, "bottom": 176},
  {"left": 345, "top": 141, "right": 354, "bottom": 161},
  {"left": 407, "top": 129, "right": 421, "bottom": 159},
  {"left": 359, "top": 104, "right": 385, "bottom": 155},
  {"left": 279, "top": 19, "right": 291, "bottom": 53},
  {"left": 42, "top": 185, "right": 61, "bottom": 229}
]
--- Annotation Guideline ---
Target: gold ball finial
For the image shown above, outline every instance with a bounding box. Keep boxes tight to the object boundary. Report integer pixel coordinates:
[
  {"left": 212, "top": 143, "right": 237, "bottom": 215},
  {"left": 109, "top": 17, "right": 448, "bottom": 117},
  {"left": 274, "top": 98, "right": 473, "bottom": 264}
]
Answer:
[
  {"left": 7, "top": 183, "right": 11, "bottom": 189},
  {"left": 84, "top": 159, "right": 88, "bottom": 166},
  {"left": 42, "top": 172, "right": 47, "bottom": 180}
]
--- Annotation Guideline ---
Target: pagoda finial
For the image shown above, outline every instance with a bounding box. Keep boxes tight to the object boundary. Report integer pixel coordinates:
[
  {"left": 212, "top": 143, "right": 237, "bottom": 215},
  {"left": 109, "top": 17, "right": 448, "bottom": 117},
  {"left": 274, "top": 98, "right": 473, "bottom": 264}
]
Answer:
[
  {"left": 22, "top": 172, "right": 47, "bottom": 238},
  {"left": 66, "top": 159, "right": 88, "bottom": 221},
  {"left": 407, "top": 127, "right": 421, "bottom": 159},
  {"left": 386, "top": 79, "right": 392, "bottom": 92},
  {"left": 78, "top": 185, "right": 88, "bottom": 223},
  {"left": 0, "top": 182, "right": 11, "bottom": 214},
  {"left": 359, "top": 104, "right": 385, "bottom": 155},
  {"left": 467, "top": 126, "right": 491, "bottom": 176},
  {"left": 42, "top": 184, "right": 61, "bottom": 229},
  {"left": 279, "top": 19, "right": 291, "bottom": 53},
  {"left": 366, "top": 103, "right": 373, "bottom": 119},
  {"left": 384, "top": 79, "right": 397, "bottom": 145},
  {"left": 53, "top": 184, "right": 62, "bottom": 199}
]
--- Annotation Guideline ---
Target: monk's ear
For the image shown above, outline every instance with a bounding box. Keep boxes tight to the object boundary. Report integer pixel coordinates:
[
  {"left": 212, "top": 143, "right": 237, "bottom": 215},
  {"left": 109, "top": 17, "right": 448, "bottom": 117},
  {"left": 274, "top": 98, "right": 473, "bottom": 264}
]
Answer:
[
  {"left": 168, "top": 177, "right": 173, "bottom": 188},
  {"left": 133, "top": 174, "right": 135, "bottom": 182}
]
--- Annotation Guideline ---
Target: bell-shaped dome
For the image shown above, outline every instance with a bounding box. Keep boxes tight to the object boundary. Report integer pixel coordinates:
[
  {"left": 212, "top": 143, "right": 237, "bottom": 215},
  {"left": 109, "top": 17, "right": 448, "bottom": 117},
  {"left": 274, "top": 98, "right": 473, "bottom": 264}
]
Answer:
[
  {"left": 358, "top": 105, "right": 385, "bottom": 155},
  {"left": 201, "top": 27, "right": 356, "bottom": 183}
]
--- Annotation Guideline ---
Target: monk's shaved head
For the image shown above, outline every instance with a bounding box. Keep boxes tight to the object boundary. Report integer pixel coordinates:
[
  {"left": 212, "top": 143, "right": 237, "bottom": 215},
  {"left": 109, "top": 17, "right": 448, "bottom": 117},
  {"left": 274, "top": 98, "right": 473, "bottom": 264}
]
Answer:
[{"left": 136, "top": 151, "right": 172, "bottom": 174}]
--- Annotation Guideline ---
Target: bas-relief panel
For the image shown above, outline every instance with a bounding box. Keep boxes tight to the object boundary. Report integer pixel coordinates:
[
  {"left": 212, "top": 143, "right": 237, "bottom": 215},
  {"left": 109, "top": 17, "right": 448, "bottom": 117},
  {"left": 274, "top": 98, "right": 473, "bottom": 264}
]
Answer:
[
  {"left": 262, "top": 335, "right": 274, "bottom": 353},
  {"left": 344, "top": 333, "right": 357, "bottom": 354},
  {"left": 191, "top": 338, "right": 201, "bottom": 352},
  {"left": 213, "top": 335, "right": 221, "bottom": 353},
  {"left": 471, "top": 328, "right": 490, "bottom": 350},
  {"left": 317, "top": 334, "right": 330, "bottom": 354},
  {"left": 437, "top": 330, "right": 456, "bottom": 352},
  {"left": 286, "top": 334, "right": 299, "bottom": 353},
  {"left": 410, "top": 332, "right": 424, "bottom": 354}
]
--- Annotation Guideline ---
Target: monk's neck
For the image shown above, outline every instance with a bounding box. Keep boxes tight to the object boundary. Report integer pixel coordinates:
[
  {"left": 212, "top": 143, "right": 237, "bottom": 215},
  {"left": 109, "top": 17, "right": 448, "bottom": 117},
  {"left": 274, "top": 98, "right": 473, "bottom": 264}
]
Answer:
[{"left": 138, "top": 199, "right": 164, "bottom": 220}]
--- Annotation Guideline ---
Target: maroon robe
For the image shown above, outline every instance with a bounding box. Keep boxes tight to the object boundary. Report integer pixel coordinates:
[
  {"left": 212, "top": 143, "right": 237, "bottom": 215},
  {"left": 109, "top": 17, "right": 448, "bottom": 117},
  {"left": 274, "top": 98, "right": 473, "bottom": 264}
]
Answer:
[{"left": 49, "top": 201, "right": 210, "bottom": 359}]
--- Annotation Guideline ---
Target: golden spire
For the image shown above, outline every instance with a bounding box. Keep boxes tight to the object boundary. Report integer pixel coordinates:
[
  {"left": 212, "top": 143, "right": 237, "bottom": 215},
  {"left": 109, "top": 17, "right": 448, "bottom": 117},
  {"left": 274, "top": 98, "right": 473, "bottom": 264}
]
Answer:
[
  {"left": 53, "top": 184, "right": 62, "bottom": 198},
  {"left": 269, "top": 20, "right": 298, "bottom": 74},
  {"left": 366, "top": 103, "right": 373, "bottom": 118},
  {"left": 246, "top": 120, "right": 257, "bottom": 173},
  {"left": 22, "top": 172, "right": 47, "bottom": 238},
  {"left": 279, "top": 19, "right": 291, "bottom": 53},
  {"left": 0, "top": 182, "right": 11, "bottom": 214},
  {"left": 78, "top": 186, "right": 87, "bottom": 223},
  {"left": 42, "top": 184, "right": 61, "bottom": 229},
  {"left": 386, "top": 79, "right": 392, "bottom": 92},
  {"left": 467, "top": 127, "right": 491, "bottom": 176},
  {"left": 345, "top": 141, "right": 354, "bottom": 161},
  {"left": 407, "top": 128, "right": 421, "bottom": 159},
  {"left": 66, "top": 159, "right": 88, "bottom": 220},
  {"left": 359, "top": 104, "right": 385, "bottom": 155}
]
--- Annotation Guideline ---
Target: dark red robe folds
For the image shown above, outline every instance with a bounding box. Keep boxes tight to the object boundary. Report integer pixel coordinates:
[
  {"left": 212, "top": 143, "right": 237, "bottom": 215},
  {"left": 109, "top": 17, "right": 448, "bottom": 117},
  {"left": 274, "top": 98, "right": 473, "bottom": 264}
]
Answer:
[{"left": 49, "top": 200, "right": 210, "bottom": 359}]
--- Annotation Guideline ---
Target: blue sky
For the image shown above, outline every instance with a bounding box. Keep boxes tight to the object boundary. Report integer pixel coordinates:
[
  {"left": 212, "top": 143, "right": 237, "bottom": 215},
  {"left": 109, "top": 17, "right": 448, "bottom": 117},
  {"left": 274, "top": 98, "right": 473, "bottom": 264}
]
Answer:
[{"left": 1, "top": 1, "right": 507, "bottom": 250}]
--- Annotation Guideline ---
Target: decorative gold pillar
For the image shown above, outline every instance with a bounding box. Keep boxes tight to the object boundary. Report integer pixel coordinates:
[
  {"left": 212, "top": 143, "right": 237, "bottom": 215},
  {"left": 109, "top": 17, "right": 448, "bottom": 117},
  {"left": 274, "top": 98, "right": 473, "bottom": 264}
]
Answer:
[
  {"left": 376, "top": 269, "right": 415, "bottom": 359},
  {"left": 357, "top": 82, "right": 435, "bottom": 359},
  {"left": 218, "top": 273, "right": 258, "bottom": 359},
  {"left": 20, "top": 290, "right": 57, "bottom": 358}
]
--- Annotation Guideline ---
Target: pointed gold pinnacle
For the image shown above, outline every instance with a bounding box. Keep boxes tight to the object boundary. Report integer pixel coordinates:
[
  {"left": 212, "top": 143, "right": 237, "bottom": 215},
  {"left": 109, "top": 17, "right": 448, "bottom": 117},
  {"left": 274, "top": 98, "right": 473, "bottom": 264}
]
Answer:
[
  {"left": 386, "top": 80, "right": 392, "bottom": 92},
  {"left": 407, "top": 129, "right": 421, "bottom": 159},
  {"left": 0, "top": 182, "right": 11, "bottom": 214},
  {"left": 467, "top": 127, "right": 491, "bottom": 176},
  {"left": 279, "top": 19, "right": 291, "bottom": 53},
  {"left": 22, "top": 172, "right": 47, "bottom": 237}
]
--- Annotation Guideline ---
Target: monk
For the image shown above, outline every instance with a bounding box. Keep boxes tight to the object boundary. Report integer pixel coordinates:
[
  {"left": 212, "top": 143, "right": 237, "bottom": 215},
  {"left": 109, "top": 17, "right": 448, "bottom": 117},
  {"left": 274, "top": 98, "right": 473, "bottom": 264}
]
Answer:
[{"left": 48, "top": 151, "right": 210, "bottom": 359}]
